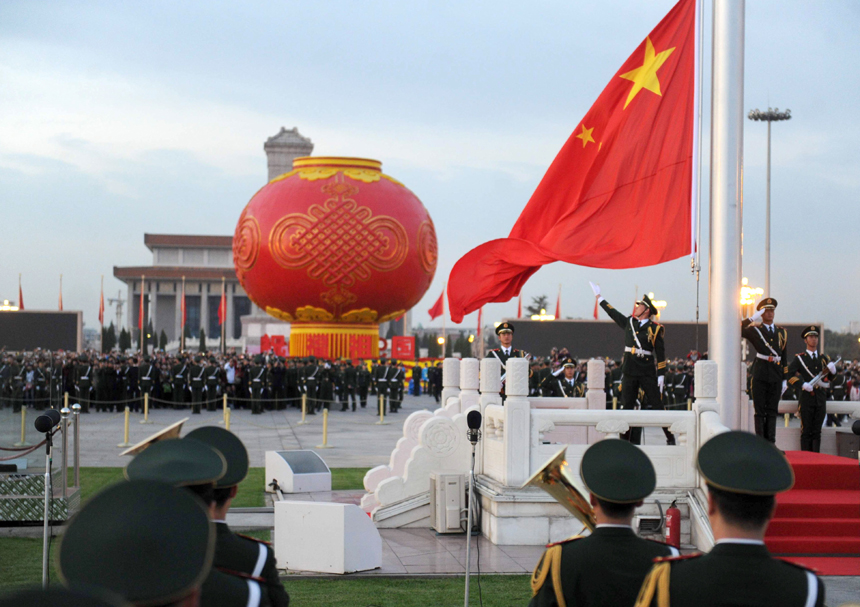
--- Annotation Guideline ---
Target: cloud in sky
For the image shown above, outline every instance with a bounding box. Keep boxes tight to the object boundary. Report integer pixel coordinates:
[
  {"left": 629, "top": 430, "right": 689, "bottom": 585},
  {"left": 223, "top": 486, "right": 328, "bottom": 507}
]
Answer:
[{"left": 1, "top": 0, "right": 859, "bottom": 335}]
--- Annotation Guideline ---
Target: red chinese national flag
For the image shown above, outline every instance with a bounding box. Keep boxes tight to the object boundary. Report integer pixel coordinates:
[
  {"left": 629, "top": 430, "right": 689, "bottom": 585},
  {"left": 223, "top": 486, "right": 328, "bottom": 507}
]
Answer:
[
  {"left": 448, "top": 0, "right": 697, "bottom": 323},
  {"left": 98, "top": 288, "right": 105, "bottom": 326},
  {"left": 18, "top": 276, "right": 24, "bottom": 311},
  {"left": 427, "top": 287, "right": 445, "bottom": 321},
  {"left": 218, "top": 284, "right": 226, "bottom": 326}
]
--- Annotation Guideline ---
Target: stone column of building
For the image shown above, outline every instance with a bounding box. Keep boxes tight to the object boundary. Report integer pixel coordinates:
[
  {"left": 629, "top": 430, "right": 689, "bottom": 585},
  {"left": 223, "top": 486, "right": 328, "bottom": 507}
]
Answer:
[{"left": 264, "top": 127, "right": 314, "bottom": 182}]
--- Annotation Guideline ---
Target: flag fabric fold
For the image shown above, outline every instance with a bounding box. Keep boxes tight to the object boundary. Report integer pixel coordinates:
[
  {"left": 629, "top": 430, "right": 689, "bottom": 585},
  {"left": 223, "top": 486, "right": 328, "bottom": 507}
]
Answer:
[{"left": 447, "top": 0, "right": 696, "bottom": 323}]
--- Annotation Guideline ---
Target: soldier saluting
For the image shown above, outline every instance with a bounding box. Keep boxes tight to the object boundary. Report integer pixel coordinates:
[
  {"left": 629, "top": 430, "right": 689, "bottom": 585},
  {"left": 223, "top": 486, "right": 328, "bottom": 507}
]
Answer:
[
  {"left": 591, "top": 283, "right": 674, "bottom": 445},
  {"left": 487, "top": 321, "right": 529, "bottom": 400},
  {"left": 540, "top": 357, "right": 584, "bottom": 397},
  {"left": 741, "top": 298, "right": 787, "bottom": 444},
  {"left": 786, "top": 326, "right": 836, "bottom": 452}
]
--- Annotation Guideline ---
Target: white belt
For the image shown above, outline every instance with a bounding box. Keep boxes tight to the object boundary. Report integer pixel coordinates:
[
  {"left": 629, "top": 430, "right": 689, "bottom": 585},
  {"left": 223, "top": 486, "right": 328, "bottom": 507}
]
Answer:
[
  {"left": 624, "top": 347, "right": 652, "bottom": 357},
  {"left": 755, "top": 353, "right": 781, "bottom": 363}
]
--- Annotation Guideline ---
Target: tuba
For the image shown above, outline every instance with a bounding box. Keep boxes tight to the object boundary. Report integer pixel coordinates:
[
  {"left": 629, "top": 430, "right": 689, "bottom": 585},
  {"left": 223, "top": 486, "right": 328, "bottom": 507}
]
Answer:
[{"left": 522, "top": 447, "right": 596, "bottom": 532}]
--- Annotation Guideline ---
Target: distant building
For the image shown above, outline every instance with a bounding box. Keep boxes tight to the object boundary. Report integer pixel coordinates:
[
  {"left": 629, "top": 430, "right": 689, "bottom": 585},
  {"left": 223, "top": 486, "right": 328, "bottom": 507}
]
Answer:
[{"left": 114, "top": 234, "right": 253, "bottom": 348}]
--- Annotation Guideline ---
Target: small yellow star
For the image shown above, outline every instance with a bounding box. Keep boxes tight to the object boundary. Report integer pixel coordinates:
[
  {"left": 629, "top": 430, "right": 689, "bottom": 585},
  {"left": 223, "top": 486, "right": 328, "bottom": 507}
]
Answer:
[
  {"left": 619, "top": 37, "right": 676, "bottom": 109},
  {"left": 575, "top": 124, "right": 595, "bottom": 148}
]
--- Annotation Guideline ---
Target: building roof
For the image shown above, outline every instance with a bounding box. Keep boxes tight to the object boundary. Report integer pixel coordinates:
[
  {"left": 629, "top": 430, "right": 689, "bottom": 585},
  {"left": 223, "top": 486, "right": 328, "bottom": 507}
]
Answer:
[
  {"left": 144, "top": 234, "right": 233, "bottom": 251},
  {"left": 264, "top": 126, "right": 313, "bottom": 148},
  {"left": 113, "top": 266, "right": 239, "bottom": 282}
]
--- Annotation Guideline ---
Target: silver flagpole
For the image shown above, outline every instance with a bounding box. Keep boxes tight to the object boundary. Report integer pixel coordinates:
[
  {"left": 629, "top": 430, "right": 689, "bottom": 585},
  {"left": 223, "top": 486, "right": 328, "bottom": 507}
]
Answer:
[{"left": 708, "top": 0, "right": 745, "bottom": 428}]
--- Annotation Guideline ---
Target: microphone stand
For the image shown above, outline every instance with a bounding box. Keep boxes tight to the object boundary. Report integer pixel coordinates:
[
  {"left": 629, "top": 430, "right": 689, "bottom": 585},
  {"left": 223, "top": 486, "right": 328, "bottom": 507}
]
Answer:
[
  {"left": 42, "top": 427, "right": 54, "bottom": 588},
  {"left": 464, "top": 429, "right": 480, "bottom": 607}
]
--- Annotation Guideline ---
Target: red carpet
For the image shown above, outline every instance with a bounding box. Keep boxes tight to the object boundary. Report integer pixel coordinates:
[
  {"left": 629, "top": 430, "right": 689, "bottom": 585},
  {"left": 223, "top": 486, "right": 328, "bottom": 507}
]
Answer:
[{"left": 765, "top": 451, "right": 860, "bottom": 575}]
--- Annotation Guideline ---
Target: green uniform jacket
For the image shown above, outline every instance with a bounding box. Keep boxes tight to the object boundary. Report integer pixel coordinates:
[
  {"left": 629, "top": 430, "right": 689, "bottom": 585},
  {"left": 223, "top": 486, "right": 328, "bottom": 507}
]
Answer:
[
  {"left": 741, "top": 319, "right": 788, "bottom": 383},
  {"left": 214, "top": 522, "right": 289, "bottom": 607},
  {"left": 530, "top": 526, "right": 676, "bottom": 607},
  {"left": 600, "top": 299, "right": 666, "bottom": 378},
  {"left": 540, "top": 375, "right": 583, "bottom": 398},
  {"left": 200, "top": 567, "right": 270, "bottom": 607},
  {"left": 635, "top": 542, "right": 824, "bottom": 607}
]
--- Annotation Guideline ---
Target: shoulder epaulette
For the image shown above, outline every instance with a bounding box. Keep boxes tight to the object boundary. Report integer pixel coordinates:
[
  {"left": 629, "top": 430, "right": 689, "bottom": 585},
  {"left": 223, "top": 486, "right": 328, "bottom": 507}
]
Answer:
[
  {"left": 653, "top": 552, "right": 701, "bottom": 563},
  {"left": 236, "top": 532, "right": 272, "bottom": 547},
  {"left": 546, "top": 534, "right": 583, "bottom": 548}
]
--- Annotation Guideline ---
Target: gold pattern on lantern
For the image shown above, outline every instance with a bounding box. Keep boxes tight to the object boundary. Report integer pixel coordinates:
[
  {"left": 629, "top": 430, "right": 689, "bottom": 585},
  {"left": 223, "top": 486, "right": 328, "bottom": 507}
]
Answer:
[
  {"left": 378, "top": 310, "right": 407, "bottom": 323},
  {"left": 294, "top": 306, "right": 335, "bottom": 322},
  {"left": 265, "top": 307, "right": 294, "bottom": 322},
  {"left": 269, "top": 175, "right": 409, "bottom": 287},
  {"left": 340, "top": 308, "right": 379, "bottom": 323}
]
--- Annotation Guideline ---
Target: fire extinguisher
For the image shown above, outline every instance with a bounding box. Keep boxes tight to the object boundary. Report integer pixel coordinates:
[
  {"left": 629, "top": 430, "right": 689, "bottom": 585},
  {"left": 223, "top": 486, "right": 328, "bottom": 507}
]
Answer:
[{"left": 665, "top": 500, "right": 681, "bottom": 548}]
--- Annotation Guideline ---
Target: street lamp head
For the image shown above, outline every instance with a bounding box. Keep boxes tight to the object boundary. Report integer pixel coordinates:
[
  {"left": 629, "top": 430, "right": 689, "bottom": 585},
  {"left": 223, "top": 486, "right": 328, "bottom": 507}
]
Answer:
[{"left": 748, "top": 107, "right": 791, "bottom": 122}]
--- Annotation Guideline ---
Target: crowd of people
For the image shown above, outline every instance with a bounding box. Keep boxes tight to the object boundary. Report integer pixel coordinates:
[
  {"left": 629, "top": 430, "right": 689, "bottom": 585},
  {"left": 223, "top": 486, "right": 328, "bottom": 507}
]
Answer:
[{"left": 0, "top": 348, "right": 445, "bottom": 415}]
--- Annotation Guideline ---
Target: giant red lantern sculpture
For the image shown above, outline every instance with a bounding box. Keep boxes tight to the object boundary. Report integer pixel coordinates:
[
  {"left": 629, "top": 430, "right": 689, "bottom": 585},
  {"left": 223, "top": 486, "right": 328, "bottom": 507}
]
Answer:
[{"left": 233, "top": 157, "right": 437, "bottom": 359}]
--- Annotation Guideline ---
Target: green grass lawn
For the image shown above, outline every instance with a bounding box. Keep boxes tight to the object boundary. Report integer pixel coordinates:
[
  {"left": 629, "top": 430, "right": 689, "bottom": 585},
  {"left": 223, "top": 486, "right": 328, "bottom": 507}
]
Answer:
[
  {"left": 77, "top": 466, "right": 370, "bottom": 507},
  {"left": 0, "top": 535, "right": 532, "bottom": 605}
]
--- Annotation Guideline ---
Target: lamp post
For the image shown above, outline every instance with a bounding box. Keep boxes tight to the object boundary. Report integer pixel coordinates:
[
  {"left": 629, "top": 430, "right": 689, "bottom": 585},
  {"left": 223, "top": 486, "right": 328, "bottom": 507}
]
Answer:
[{"left": 747, "top": 107, "right": 791, "bottom": 297}]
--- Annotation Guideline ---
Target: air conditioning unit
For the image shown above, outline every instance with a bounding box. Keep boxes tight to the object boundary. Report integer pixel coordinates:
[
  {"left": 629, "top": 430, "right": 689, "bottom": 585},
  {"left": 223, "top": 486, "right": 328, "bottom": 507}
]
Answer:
[{"left": 430, "top": 473, "right": 465, "bottom": 534}]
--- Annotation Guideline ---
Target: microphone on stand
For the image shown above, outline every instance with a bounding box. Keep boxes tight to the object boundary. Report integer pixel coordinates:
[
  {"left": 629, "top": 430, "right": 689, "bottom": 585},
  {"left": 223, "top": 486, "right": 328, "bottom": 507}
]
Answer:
[
  {"left": 466, "top": 410, "right": 482, "bottom": 445},
  {"left": 464, "top": 409, "right": 482, "bottom": 607},
  {"left": 34, "top": 409, "right": 62, "bottom": 434}
]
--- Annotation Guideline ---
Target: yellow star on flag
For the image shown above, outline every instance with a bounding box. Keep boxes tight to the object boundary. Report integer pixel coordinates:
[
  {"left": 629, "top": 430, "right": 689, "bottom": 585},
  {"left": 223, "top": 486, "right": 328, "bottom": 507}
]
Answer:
[
  {"left": 619, "top": 37, "right": 676, "bottom": 109},
  {"left": 575, "top": 124, "right": 595, "bottom": 148}
]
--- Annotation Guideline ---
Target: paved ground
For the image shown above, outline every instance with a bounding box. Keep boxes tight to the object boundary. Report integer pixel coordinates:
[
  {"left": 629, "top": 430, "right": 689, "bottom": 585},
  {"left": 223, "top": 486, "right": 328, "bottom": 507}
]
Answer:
[{"left": 0, "top": 393, "right": 442, "bottom": 470}]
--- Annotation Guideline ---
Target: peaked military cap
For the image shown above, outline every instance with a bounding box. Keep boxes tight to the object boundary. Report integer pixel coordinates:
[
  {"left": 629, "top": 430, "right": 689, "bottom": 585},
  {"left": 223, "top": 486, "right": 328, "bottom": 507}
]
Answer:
[
  {"left": 698, "top": 431, "right": 794, "bottom": 495},
  {"left": 757, "top": 297, "right": 778, "bottom": 310},
  {"left": 495, "top": 321, "right": 514, "bottom": 335},
  {"left": 0, "top": 587, "right": 130, "bottom": 607},
  {"left": 184, "top": 427, "right": 248, "bottom": 488},
  {"left": 801, "top": 325, "right": 819, "bottom": 339},
  {"left": 562, "top": 357, "right": 576, "bottom": 368},
  {"left": 59, "top": 480, "right": 214, "bottom": 606},
  {"left": 580, "top": 439, "right": 656, "bottom": 503},
  {"left": 124, "top": 437, "right": 226, "bottom": 486},
  {"left": 637, "top": 294, "right": 659, "bottom": 316}
]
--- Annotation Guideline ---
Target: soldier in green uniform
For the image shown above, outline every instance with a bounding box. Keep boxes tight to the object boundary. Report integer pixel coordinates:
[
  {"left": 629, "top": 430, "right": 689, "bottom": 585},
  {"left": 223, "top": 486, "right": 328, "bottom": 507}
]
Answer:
[
  {"left": 374, "top": 358, "right": 389, "bottom": 413},
  {"left": 186, "top": 426, "right": 291, "bottom": 607},
  {"left": 171, "top": 355, "right": 188, "bottom": 410},
  {"left": 33, "top": 358, "right": 48, "bottom": 410},
  {"left": 302, "top": 357, "right": 319, "bottom": 414},
  {"left": 487, "top": 322, "right": 530, "bottom": 400},
  {"left": 741, "top": 298, "right": 788, "bottom": 444},
  {"left": 357, "top": 362, "right": 370, "bottom": 409},
  {"left": 591, "top": 283, "right": 674, "bottom": 445},
  {"left": 188, "top": 355, "right": 205, "bottom": 414},
  {"left": 124, "top": 438, "right": 271, "bottom": 606},
  {"left": 827, "top": 363, "right": 847, "bottom": 426},
  {"left": 0, "top": 354, "right": 11, "bottom": 409},
  {"left": 635, "top": 431, "right": 824, "bottom": 607},
  {"left": 205, "top": 356, "right": 221, "bottom": 412},
  {"left": 249, "top": 355, "right": 267, "bottom": 414},
  {"left": 10, "top": 356, "right": 24, "bottom": 413},
  {"left": 388, "top": 360, "right": 404, "bottom": 413},
  {"left": 58, "top": 479, "right": 217, "bottom": 607},
  {"left": 786, "top": 326, "right": 835, "bottom": 452},
  {"left": 540, "top": 357, "right": 584, "bottom": 397},
  {"left": 342, "top": 361, "right": 357, "bottom": 411},
  {"left": 529, "top": 439, "right": 677, "bottom": 607}
]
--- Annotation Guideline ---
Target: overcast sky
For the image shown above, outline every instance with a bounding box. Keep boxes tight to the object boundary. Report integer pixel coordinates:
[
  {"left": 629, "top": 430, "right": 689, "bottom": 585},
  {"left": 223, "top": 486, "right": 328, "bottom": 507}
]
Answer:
[{"left": 2, "top": 0, "right": 858, "bottom": 335}]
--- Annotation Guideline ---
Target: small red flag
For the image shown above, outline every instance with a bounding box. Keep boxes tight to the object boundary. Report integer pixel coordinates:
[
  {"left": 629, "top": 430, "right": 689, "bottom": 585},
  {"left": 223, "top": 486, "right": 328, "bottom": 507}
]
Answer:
[
  {"left": 428, "top": 287, "right": 445, "bottom": 321},
  {"left": 593, "top": 296, "right": 599, "bottom": 320},
  {"left": 447, "top": 0, "right": 696, "bottom": 322},
  {"left": 555, "top": 285, "right": 561, "bottom": 319},
  {"left": 58, "top": 275, "right": 63, "bottom": 311},
  {"left": 218, "top": 285, "right": 227, "bottom": 326},
  {"left": 517, "top": 294, "right": 522, "bottom": 319},
  {"left": 181, "top": 281, "right": 186, "bottom": 328},
  {"left": 99, "top": 286, "right": 105, "bottom": 326},
  {"left": 18, "top": 275, "right": 24, "bottom": 311}
]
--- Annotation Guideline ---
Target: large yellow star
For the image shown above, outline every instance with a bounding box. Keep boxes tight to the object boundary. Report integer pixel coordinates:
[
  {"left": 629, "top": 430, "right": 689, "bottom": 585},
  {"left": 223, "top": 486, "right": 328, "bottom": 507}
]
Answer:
[
  {"left": 575, "top": 124, "right": 595, "bottom": 148},
  {"left": 619, "top": 37, "right": 675, "bottom": 109}
]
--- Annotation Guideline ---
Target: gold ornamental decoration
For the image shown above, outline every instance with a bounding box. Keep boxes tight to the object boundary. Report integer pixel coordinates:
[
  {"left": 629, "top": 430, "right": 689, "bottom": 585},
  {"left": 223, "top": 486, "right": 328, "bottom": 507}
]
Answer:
[{"left": 269, "top": 176, "right": 409, "bottom": 287}]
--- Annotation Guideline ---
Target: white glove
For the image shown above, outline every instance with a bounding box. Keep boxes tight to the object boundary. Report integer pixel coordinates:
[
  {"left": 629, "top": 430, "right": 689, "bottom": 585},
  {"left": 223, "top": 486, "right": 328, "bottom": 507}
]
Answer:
[
  {"left": 589, "top": 281, "right": 600, "bottom": 297},
  {"left": 782, "top": 380, "right": 787, "bottom": 395},
  {"left": 827, "top": 362, "right": 837, "bottom": 374},
  {"left": 750, "top": 309, "right": 764, "bottom": 323},
  {"left": 802, "top": 382, "right": 813, "bottom": 393},
  {"left": 657, "top": 376, "right": 665, "bottom": 390}
]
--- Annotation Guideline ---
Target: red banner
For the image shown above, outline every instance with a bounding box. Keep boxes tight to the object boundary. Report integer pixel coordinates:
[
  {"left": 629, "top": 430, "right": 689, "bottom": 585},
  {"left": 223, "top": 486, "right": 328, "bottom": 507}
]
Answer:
[{"left": 392, "top": 336, "right": 415, "bottom": 359}]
